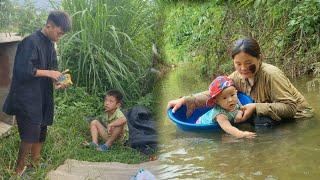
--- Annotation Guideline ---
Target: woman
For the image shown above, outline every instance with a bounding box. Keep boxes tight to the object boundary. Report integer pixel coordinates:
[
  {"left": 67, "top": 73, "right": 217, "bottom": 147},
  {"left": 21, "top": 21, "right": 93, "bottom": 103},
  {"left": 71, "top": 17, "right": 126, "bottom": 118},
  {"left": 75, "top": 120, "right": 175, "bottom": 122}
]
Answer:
[{"left": 167, "top": 37, "right": 313, "bottom": 125}]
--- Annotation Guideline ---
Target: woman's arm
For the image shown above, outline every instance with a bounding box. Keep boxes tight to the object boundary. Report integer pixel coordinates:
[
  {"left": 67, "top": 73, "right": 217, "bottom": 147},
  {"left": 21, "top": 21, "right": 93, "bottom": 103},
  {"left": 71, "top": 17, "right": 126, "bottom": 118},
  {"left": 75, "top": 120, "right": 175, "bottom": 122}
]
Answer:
[
  {"left": 230, "top": 66, "right": 299, "bottom": 121},
  {"left": 167, "top": 91, "right": 211, "bottom": 117},
  {"left": 183, "top": 91, "right": 211, "bottom": 117},
  {"left": 255, "top": 72, "right": 298, "bottom": 121}
]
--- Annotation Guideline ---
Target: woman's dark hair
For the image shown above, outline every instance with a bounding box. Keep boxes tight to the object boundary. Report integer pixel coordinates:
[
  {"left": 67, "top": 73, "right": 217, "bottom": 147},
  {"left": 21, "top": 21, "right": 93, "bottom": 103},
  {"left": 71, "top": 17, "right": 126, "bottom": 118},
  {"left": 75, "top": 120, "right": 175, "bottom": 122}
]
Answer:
[
  {"left": 231, "top": 38, "right": 261, "bottom": 59},
  {"left": 47, "top": 10, "right": 72, "bottom": 33},
  {"left": 106, "top": 89, "right": 123, "bottom": 104}
]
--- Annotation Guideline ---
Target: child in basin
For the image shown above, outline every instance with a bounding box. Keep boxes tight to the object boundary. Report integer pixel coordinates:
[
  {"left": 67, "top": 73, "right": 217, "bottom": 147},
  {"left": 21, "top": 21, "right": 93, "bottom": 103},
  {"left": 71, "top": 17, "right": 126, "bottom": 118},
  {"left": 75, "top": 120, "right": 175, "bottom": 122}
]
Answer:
[
  {"left": 196, "top": 76, "right": 256, "bottom": 138},
  {"left": 82, "top": 89, "right": 128, "bottom": 151}
]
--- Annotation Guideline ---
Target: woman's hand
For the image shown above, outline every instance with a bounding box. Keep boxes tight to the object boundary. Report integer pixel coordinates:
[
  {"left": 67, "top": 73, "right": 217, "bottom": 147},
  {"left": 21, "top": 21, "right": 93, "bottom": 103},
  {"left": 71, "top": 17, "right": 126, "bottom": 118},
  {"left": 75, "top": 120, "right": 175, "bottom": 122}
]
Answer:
[
  {"left": 234, "top": 110, "right": 244, "bottom": 123},
  {"left": 242, "top": 103, "right": 256, "bottom": 121},
  {"left": 167, "top": 97, "right": 186, "bottom": 113}
]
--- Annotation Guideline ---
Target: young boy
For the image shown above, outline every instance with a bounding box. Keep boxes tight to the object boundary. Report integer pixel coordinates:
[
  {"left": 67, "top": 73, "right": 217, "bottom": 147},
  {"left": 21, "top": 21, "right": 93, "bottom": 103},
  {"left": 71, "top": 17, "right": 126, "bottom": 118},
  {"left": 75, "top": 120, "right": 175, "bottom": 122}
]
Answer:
[
  {"left": 84, "top": 89, "right": 128, "bottom": 151},
  {"left": 196, "top": 76, "right": 256, "bottom": 138}
]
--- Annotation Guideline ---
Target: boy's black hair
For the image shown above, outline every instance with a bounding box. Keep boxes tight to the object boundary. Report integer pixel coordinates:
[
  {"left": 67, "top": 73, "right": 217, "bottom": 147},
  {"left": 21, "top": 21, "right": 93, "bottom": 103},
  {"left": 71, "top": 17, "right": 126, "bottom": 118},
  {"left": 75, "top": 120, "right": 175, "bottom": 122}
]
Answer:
[
  {"left": 47, "top": 10, "right": 72, "bottom": 33},
  {"left": 106, "top": 89, "right": 123, "bottom": 104}
]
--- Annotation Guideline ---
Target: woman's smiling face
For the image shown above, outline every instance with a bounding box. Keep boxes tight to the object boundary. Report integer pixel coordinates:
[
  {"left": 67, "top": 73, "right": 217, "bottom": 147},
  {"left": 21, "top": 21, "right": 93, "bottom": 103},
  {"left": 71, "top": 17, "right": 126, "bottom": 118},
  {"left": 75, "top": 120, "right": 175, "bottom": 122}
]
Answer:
[{"left": 233, "top": 51, "right": 260, "bottom": 79}]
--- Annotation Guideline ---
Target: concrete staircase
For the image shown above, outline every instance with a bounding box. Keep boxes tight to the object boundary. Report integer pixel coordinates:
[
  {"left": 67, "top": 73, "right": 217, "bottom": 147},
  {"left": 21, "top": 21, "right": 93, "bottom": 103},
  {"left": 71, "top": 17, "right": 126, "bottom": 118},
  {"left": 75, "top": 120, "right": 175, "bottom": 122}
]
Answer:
[{"left": 47, "top": 159, "right": 160, "bottom": 180}]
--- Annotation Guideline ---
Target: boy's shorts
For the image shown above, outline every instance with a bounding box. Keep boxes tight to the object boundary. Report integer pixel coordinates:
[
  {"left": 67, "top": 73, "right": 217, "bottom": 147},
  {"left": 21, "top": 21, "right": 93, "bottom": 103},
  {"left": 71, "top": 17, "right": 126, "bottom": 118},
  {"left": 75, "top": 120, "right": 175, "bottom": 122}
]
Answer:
[
  {"left": 16, "top": 116, "right": 48, "bottom": 143},
  {"left": 85, "top": 115, "right": 128, "bottom": 142}
]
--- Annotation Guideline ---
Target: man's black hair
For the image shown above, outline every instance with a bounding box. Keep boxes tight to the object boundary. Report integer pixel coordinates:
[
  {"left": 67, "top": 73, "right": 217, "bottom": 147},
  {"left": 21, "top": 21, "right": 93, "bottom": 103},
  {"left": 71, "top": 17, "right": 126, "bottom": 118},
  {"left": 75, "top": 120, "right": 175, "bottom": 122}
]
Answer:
[{"left": 47, "top": 10, "right": 72, "bottom": 33}]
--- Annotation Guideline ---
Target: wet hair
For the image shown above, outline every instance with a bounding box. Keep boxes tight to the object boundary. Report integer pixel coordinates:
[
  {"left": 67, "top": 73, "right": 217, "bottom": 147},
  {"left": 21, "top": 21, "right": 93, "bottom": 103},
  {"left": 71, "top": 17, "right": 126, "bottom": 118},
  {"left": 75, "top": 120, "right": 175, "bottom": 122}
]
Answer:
[
  {"left": 105, "top": 89, "right": 123, "bottom": 104},
  {"left": 46, "top": 10, "right": 72, "bottom": 33},
  {"left": 231, "top": 37, "right": 261, "bottom": 59}
]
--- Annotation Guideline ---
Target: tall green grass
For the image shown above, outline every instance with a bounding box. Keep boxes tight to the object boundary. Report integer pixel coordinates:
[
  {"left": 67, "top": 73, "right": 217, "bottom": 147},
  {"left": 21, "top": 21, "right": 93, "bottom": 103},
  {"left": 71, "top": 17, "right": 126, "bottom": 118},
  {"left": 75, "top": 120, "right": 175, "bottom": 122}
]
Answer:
[
  {"left": 59, "top": 0, "right": 158, "bottom": 100},
  {"left": 0, "top": 0, "right": 47, "bottom": 34}
]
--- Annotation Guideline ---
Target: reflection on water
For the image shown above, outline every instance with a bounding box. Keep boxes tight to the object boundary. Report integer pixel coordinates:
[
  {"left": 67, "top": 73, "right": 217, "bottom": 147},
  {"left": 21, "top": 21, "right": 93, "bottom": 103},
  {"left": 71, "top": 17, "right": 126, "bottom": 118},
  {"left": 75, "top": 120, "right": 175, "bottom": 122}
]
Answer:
[{"left": 155, "top": 64, "right": 320, "bottom": 179}]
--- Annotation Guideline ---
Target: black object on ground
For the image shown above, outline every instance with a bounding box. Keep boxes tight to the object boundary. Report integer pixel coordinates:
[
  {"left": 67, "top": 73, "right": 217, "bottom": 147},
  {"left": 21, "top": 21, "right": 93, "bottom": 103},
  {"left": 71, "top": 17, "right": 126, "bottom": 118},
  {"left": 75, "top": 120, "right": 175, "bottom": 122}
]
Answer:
[{"left": 125, "top": 106, "right": 158, "bottom": 155}]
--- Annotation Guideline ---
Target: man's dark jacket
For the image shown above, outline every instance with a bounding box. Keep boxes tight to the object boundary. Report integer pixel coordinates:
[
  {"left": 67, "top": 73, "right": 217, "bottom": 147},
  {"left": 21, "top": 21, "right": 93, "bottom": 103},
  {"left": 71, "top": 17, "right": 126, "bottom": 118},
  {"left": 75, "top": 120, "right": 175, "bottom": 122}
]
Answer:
[{"left": 3, "top": 30, "right": 58, "bottom": 125}]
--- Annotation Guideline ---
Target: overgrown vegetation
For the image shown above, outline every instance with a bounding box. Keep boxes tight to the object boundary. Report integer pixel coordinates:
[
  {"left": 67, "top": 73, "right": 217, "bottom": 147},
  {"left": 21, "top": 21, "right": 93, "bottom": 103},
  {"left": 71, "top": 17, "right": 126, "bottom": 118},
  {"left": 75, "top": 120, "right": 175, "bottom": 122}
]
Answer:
[
  {"left": 161, "top": 0, "right": 320, "bottom": 78},
  {"left": 59, "top": 0, "right": 158, "bottom": 101},
  {"left": 0, "top": 0, "right": 47, "bottom": 35}
]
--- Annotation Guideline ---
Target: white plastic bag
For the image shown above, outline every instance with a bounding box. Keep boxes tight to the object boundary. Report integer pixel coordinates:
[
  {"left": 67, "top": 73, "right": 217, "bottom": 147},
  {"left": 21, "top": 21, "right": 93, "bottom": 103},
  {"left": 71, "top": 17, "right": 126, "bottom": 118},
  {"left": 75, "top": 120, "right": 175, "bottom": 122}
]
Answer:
[{"left": 130, "top": 168, "right": 156, "bottom": 180}]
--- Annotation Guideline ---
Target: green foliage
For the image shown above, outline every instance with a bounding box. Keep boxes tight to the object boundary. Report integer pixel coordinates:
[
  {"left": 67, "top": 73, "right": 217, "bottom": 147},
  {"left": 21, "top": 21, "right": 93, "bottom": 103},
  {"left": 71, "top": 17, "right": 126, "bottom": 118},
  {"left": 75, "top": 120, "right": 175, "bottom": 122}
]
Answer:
[
  {"left": 0, "top": 0, "right": 14, "bottom": 32},
  {"left": 288, "top": 1, "right": 320, "bottom": 36},
  {"left": 307, "top": 62, "right": 320, "bottom": 91},
  {"left": 127, "top": 93, "right": 154, "bottom": 108},
  {"left": 0, "top": 0, "right": 47, "bottom": 35},
  {"left": 59, "top": 0, "right": 157, "bottom": 102},
  {"left": 54, "top": 87, "right": 104, "bottom": 117},
  {"left": 162, "top": 1, "right": 234, "bottom": 75},
  {"left": 16, "top": 0, "right": 47, "bottom": 36},
  {"left": 162, "top": 0, "right": 320, "bottom": 77}
]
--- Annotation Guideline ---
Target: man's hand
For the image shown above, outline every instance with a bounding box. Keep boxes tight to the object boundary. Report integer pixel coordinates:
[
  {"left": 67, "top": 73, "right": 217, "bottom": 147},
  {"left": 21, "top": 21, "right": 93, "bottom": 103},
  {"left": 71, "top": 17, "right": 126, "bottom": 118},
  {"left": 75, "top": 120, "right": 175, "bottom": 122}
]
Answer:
[
  {"left": 48, "top": 70, "right": 62, "bottom": 81},
  {"left": 54, "top": 83, "right": 68, "bottom": 89}
]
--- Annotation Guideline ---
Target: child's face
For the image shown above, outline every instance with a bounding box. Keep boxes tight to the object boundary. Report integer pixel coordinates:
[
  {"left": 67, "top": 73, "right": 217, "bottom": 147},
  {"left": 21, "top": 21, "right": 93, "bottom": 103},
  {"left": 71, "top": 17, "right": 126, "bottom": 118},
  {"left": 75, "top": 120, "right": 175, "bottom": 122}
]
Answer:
[
  {"left": 104, "top": 95, "right": 120, "bottom": 112},
  {"left": 215, "top": 86, "right": 238, "bottom": 111}
]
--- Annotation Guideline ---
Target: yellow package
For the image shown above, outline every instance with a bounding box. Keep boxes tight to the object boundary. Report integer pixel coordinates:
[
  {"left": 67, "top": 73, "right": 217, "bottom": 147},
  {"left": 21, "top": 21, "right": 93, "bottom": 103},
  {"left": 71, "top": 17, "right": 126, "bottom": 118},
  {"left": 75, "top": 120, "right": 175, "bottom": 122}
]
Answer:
[{"left": 57, "top": 69, "right": 73, "bottom": 86}]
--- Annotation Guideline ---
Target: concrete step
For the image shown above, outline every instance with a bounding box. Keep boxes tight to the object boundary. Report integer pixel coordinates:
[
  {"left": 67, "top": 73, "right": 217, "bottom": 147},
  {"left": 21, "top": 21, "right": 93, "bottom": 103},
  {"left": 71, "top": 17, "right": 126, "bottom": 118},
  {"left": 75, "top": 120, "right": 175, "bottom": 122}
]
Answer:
[
  {"left": 0, "top": 121, "right": 12, "bottom": 138},
  {"left": 47, "top": 159, "right": 160, "bottom": 180}
]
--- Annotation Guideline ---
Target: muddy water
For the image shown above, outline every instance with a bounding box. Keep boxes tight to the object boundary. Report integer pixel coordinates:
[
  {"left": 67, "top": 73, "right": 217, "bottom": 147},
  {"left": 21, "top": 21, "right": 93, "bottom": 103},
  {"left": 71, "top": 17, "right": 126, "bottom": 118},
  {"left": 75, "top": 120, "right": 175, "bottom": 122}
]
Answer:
[{"left": 155, "top": 64, "right": 320, "bottom": 179}]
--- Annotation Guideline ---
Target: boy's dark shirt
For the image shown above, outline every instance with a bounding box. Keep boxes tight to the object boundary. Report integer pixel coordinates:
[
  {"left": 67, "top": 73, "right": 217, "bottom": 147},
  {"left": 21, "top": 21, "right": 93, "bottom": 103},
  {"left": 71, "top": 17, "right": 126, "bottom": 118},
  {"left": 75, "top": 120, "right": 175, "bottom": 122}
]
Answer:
[{"left": 3, "top": 30, "right": 58, "bottom": 125}]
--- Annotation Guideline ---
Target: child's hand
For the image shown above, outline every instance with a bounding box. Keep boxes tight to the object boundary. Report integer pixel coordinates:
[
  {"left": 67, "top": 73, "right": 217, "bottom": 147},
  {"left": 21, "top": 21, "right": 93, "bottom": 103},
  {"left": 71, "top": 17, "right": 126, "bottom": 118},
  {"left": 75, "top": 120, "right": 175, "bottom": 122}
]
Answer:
[
  {"left": 107, "top": 124, "right": 114, "bottom": 134},
  {"left": 238, "top": 131, "right": 256, "bottom": 139}
]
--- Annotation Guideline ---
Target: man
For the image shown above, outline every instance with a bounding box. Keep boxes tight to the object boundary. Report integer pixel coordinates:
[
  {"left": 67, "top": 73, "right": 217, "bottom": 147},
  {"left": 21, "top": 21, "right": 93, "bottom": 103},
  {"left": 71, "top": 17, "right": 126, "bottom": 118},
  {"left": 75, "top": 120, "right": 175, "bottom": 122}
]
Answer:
[{"left": 2, "top": 10, "right": 71, "bottom": 176}]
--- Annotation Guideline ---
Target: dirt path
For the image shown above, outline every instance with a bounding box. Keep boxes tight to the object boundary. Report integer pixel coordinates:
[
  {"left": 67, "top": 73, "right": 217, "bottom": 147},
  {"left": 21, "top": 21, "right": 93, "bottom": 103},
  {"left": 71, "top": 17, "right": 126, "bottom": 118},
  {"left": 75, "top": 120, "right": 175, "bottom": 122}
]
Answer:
[{"left": 47, "top": 159, "right": 160, "bottom": 180}]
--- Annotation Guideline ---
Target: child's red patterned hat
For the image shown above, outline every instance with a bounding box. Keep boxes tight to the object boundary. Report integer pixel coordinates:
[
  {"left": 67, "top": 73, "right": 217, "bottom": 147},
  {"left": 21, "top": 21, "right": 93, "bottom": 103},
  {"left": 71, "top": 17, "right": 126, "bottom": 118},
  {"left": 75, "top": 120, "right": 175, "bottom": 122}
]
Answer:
[{"left": 206, "top": 76, "right": 234, "bottom": 107}]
